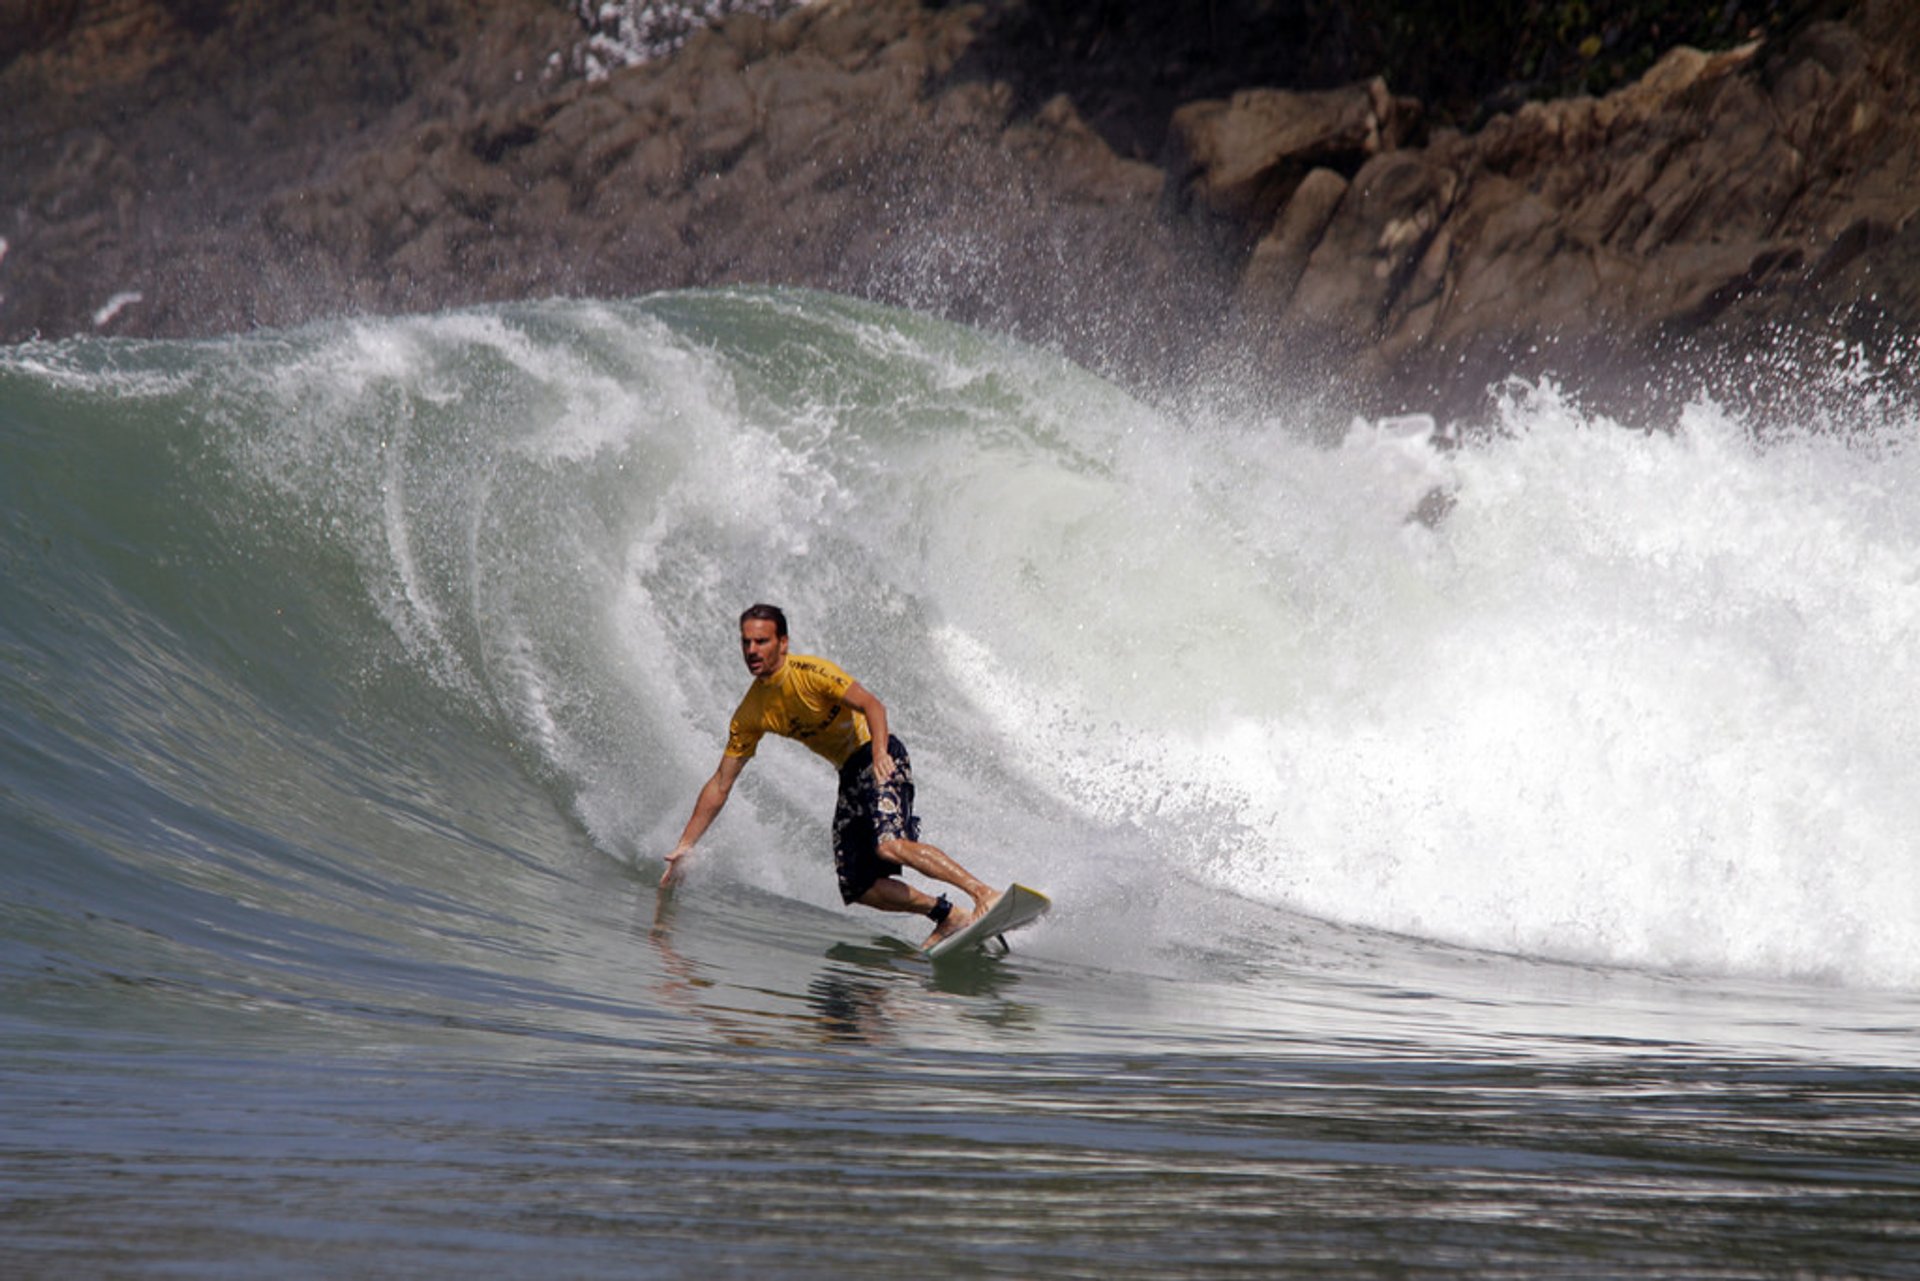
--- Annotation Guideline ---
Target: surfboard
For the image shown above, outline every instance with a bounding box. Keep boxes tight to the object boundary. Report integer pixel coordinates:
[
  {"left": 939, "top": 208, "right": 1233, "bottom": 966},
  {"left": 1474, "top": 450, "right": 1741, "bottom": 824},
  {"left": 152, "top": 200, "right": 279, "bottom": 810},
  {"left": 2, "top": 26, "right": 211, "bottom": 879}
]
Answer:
[{"left": 925, "top": 883, "right": 1051, "bottom": 960}]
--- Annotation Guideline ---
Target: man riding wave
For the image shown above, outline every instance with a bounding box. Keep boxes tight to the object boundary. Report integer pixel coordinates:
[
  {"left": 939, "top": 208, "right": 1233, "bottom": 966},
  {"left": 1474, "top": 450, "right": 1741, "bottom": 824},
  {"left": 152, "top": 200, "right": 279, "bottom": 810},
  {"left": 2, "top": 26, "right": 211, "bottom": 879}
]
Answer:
[{"left": 663, "top": 604, "right": 999, "bottom": 948}]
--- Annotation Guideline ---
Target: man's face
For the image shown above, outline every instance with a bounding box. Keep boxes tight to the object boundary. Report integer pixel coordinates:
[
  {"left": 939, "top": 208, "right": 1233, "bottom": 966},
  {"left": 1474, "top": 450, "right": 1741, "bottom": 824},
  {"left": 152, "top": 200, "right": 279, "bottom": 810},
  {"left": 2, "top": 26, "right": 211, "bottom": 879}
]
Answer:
[{"left": 740, "top": 618, "right": 788, "bottom": 679}]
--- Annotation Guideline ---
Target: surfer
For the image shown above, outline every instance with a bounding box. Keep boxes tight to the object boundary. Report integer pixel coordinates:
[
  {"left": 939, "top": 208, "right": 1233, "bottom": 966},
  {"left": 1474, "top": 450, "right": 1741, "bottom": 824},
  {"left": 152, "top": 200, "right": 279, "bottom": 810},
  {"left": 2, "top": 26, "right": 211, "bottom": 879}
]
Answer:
[{"left": 662, "top": 603, "right": 999, "bottom": 948}]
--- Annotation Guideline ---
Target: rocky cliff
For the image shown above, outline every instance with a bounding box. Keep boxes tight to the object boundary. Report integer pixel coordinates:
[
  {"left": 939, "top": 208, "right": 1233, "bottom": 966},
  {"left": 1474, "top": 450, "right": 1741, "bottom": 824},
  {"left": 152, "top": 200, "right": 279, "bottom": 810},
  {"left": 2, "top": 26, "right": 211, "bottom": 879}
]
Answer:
[{"left": 3, "top": 0, "right": 1916, "bottom": 421}]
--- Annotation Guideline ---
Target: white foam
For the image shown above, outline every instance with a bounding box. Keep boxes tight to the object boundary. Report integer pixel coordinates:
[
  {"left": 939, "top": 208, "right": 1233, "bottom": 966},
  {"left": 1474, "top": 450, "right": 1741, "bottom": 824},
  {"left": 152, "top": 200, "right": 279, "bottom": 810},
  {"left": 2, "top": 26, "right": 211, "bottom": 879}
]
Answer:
[
  {"left": 91, "top": 291, "right": 144, "bottom": 328},
  {"left": 881, "top": 369, "right": 1920, "bottom": 987}
]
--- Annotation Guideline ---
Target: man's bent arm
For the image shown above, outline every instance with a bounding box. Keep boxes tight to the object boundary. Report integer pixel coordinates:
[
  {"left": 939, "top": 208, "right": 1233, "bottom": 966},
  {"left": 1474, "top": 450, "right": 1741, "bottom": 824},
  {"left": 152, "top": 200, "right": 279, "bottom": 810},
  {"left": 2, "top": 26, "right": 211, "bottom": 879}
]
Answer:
[
  {"left": 841, "top": 682, "right": 893, "bottom": 782},
  {"left": 663, "top": 753, "right": 746, "bottom": 886}
]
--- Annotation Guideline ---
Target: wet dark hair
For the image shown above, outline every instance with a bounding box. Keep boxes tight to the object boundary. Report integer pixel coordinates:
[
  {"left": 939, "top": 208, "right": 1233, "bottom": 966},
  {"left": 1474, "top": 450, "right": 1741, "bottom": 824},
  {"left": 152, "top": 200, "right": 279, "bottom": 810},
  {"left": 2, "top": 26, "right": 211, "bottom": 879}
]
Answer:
[{"left": 739, "top": 603, "right": 788, "bottom": 638}]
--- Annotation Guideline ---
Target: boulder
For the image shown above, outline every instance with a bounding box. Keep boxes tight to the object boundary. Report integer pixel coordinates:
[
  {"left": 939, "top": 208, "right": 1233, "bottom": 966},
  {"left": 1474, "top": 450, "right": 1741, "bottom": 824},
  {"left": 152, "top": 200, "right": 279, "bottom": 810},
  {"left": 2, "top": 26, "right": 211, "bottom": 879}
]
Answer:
[{"left": 1166, "top": 78, "right": 1417, "bottom": 249}]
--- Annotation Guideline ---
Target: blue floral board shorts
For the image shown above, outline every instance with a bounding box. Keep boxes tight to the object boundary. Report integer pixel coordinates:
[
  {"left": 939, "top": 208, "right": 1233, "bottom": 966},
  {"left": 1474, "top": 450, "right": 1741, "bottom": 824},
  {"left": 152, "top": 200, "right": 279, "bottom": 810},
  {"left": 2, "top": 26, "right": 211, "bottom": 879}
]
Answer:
[{"left": 833, "top": 734, "right": 921, "bottom": 904}]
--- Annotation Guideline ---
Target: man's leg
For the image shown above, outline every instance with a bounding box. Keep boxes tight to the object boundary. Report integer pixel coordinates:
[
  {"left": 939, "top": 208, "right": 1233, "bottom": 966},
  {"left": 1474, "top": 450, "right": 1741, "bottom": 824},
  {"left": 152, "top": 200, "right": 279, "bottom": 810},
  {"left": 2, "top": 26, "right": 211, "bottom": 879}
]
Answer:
[
  {"left": 841, "top": 737, "right": 999, "bottom": 944},
  {"left": 856, "top": 874, "right": 962, "bottom": 946},
  {"left": 856, "top": 876, "right": 940, "bottom": 916},
  {"left": 877, "top": 838, "right": 1000, "bottom": 931},
  {"left": 857, "top": 866, "right": 994, "bottom": 947}
]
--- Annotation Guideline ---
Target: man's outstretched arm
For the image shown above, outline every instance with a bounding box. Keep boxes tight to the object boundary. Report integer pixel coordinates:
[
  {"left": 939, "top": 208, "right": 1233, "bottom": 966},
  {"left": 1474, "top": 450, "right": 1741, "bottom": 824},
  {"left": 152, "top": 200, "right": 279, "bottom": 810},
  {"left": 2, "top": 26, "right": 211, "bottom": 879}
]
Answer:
[{"left": 662, "top": 753, "right": 746, "bottom": 886}]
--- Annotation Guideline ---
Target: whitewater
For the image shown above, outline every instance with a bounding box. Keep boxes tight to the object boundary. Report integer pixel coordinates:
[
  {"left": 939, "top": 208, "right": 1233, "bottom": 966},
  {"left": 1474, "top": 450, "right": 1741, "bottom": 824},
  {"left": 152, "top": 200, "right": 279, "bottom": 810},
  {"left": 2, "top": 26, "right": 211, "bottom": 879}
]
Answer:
[{"left": 3, "top": 289, "right": 1917, "bottom": 1276}]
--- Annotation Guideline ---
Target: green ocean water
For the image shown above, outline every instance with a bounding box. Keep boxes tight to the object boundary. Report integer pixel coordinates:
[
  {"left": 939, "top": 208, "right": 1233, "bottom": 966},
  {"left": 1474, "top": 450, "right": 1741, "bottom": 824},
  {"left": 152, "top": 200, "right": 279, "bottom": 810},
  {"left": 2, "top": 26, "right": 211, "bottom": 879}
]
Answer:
[{"left": 3, "top": 290, "right": 1917, "bottom": 1276}]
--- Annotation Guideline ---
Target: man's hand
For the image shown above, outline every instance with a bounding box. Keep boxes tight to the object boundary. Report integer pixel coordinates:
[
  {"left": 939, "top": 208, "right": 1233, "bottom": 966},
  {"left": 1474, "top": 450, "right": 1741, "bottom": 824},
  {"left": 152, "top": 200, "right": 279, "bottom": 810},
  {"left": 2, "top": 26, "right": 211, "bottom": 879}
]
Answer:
[
  {"left": 660, "top": 846, "right": 691, "bottom": 888},
  {"left": 871, "top": 745, "right": 894, "bottom": 784}
]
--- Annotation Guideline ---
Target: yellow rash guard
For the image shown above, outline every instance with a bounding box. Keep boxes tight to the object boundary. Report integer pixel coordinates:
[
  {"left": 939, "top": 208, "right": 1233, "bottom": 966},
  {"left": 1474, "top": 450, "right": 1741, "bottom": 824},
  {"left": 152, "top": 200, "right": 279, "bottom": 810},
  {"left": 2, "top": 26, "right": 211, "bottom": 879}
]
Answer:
[{"left": 725, "top": 655, "right": 871, "bottom": 769}]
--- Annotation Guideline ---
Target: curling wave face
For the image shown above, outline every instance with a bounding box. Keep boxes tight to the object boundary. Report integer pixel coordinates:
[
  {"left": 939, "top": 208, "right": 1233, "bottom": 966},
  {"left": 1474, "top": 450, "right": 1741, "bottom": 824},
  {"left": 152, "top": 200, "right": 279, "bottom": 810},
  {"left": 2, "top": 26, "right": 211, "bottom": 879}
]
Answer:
[{"left": 3, "top": 287, "right": 1918, "bottom": 1010}]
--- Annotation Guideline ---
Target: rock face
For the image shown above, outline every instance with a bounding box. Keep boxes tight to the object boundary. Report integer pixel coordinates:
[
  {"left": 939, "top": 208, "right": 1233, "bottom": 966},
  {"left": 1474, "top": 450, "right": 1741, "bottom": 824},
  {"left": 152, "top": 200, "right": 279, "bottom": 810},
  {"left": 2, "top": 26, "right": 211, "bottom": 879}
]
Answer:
[
  {"left": 1198, "top": 11, "right": 1920, "bottom": 413},
  {"left": 3, "top": 0, "right": 1918, "bottom": 419},
  {"left": 1, "top": 0, "right": 581, "bottom": 331}
]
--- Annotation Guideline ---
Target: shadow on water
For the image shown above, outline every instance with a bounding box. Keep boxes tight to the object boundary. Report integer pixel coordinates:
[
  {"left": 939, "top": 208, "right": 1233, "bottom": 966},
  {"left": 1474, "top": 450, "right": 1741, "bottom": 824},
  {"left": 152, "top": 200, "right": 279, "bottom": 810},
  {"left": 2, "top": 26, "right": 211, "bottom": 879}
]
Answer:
[
  {"left": 824, "top": 936, "right": 1027, "bottom": 1000},
  {"left": 642, "top": 879, "right": 1043, "bottom": 1049}
]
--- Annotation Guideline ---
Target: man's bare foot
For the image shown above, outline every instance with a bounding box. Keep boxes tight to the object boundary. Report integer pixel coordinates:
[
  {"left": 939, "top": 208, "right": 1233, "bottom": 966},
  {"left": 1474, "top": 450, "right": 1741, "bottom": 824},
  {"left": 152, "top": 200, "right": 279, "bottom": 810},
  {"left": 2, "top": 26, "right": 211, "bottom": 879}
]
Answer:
[
  {"left": 921, "top": 888, "right": 1003, "bottom": 950},
  {"left": 924, "top": 906, "right": 974, "bottom": 949}
]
